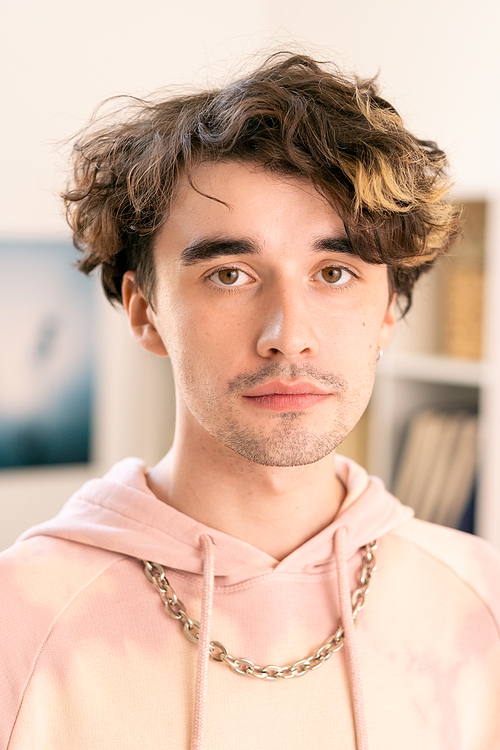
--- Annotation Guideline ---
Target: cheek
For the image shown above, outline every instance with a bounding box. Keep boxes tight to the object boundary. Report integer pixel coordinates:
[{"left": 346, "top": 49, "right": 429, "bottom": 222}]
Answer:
[
  {"left": 322, "top": 305, "right": 385, "bottom": 393},
  {"left": 325, "top": 302, "right": 383, "bottom": 352},
  {"left": 159, "top": 300, "right": 242, "bottom": 383}
]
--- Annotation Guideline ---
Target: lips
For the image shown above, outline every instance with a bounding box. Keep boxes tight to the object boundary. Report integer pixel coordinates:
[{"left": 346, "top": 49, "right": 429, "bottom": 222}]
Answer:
[
  {"left": 242, "top": 380, "right": 331, "bottom": 397},
  {"left": 241, "top": 380, "right": 332, "bottom": 411}
]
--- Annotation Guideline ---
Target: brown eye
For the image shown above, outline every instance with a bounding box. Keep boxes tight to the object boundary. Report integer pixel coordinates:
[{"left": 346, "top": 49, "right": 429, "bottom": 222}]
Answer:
[
  {"left": 321, "top": 266, "right": 343, "bottom": 283},
  {"left": 209, "top": 267, "right": 253, "bottom": 289},
  {"left": 218, "top": 269, "right": 239, "bottom": 285}
]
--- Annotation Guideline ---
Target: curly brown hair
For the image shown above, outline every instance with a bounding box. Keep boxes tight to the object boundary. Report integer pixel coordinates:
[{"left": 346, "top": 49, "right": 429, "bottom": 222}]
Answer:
[{"left": 63, "top": 52, "right": 460, "bottom": 314}]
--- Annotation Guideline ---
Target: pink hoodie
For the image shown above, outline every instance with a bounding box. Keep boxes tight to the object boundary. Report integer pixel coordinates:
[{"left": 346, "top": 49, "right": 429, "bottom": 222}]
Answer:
[{"left": 1, "top": 455, "right": 500, "bottom": 749}]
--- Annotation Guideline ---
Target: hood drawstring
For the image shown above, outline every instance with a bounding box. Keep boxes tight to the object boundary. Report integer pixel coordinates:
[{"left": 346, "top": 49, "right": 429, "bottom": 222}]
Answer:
[
  {"left": 334, "top": 525, "right": 369, "bottom": 750},
  {"left": 191, "top": 534, "right": 215, "bottom": 750},
  {"left": 191, "top": 529, "right": 369, "bottom": 750}
]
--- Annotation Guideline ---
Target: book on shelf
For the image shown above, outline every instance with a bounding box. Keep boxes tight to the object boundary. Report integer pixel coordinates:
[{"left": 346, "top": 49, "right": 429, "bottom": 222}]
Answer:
[
  {"left": 440, "top": 201, "right": 485, "bottom": 360},
  {"left": 393, "top": 409, "right": 478, "bottom": 531}
]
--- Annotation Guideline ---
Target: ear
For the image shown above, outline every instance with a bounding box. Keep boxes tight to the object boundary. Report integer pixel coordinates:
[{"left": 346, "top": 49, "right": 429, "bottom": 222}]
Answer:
[
  {"left": 377, "top": 292, "right": 398, "bottom": 351},
  {"left": 121, "top": 271, "right": 168, "bottom": 356}
]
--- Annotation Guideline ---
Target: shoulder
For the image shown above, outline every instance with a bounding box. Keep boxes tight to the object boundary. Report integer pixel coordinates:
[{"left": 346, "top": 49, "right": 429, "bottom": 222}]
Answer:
[
  {"left": 0, "top": 535, "right": 126, "bottom": 749},
  {"left": 387, "top": 518, "right": 500, "bottom": 634},
  {"left": 0, "top": 533, "right": 127, "bottom": 634},
  {"left": 0, "top": 533, "right": 126, "bottom": 598},
  {"left": 391, "top": 516, "right": 500, "bottom": 578}
]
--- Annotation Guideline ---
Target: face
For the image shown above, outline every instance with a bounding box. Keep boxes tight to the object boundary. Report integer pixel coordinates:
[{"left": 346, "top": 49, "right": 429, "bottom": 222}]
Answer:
[{"left": 125, "top": 161, "right": 396, "bottom": 467}]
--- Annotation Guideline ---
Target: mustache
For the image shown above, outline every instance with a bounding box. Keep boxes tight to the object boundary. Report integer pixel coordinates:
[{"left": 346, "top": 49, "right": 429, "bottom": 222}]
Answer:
[{"left": 227, "top": 362, "right": 347, "bottom": 393}]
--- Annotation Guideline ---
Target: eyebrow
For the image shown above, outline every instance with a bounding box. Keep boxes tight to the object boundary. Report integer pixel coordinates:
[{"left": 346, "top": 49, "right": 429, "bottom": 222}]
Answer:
[
  {"left": 180, "top": 234, "right": 356, "bottom": 266},
  {"left": 313, "top": 236, "right": 356, "bottom": 255},
  {"left": 180, "top": 238, "right": 259, "bottom": 265}
]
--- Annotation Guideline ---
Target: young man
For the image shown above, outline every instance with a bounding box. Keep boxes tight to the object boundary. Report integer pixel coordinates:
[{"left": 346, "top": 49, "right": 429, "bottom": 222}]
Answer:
[{"left": 1, "top": 54, "right": 500, "bottom": 750}]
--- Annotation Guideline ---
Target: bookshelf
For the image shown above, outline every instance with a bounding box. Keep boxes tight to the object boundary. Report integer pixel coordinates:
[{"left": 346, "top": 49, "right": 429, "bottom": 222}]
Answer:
[{"left": 341, "top": 195, "right": 500, "bottom": 551}]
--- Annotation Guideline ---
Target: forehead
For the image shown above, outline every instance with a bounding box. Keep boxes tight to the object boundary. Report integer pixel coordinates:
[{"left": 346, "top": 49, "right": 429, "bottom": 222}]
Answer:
[{"left": 156, "top": 161, "right": 347, "bottom": 255}]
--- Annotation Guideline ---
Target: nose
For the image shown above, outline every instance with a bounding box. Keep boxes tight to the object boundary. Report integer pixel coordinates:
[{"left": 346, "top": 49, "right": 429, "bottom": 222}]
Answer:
[{"left": 256, "top": 283, "right": 320, "bottom": 359}]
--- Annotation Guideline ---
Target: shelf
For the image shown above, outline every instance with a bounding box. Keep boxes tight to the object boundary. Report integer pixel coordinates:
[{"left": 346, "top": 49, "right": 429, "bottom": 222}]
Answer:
[
  {"left": 377, "top": 352, "right": 496, "bottom": 388},
  {"left": 363, "top": 196, "right": 500, "bottom": 548}
]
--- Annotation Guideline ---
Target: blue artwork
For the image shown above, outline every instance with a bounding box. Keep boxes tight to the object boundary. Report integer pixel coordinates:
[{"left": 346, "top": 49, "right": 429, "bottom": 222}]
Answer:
[{"left": 0, "top": 242, "right": 94, "bottom": 467}]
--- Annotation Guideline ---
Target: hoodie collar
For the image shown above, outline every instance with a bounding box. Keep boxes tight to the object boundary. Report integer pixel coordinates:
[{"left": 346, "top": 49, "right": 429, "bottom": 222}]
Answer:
[{"left": 19, "top": 455, "right": 412, "bottom": 583}]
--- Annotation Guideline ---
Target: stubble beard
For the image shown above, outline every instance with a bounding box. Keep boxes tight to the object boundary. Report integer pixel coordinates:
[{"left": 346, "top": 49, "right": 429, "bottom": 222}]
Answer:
[
  {"left": 181, "top": 361, "right": 373, "bottom": 468},
  {"left": 212, "top": 413, "right": 353, "bottom": 467}
]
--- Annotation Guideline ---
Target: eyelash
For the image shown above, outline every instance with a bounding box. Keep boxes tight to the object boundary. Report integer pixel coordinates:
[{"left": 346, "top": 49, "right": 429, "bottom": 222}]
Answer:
[
  {"left": 318, "top": 266, "right": 359, "bottom": 289},
  {"left": 205, "top": 264, "right": 359, "bottom": 292},
  {"left": 205, "top": 266, "right": 254, "bottom": 292}
]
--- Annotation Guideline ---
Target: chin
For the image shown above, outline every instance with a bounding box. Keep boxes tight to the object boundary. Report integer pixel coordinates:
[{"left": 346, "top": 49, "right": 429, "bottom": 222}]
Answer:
[{"left": 217, "top": 425, "right": 347, "bottom": 468}]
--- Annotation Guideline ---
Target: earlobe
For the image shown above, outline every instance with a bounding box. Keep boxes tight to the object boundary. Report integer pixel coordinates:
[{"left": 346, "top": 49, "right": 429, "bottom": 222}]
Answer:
[{"left": 121, "top": 271, "right": 168, "bottom": 356}]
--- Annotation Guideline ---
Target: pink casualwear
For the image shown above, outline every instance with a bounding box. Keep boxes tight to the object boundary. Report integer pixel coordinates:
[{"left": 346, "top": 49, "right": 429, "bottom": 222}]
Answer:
[{"left": 1, "top": 455, "right": 500, "bottom": 749}]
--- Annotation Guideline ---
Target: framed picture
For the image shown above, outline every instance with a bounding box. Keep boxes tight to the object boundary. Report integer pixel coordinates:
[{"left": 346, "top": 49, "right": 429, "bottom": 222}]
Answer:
[{"left": 0, "top": 241, "right": 95, "bottom": 468}]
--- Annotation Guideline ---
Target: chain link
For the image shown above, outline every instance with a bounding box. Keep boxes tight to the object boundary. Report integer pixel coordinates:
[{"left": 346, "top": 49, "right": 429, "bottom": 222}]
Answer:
[{"left": 142, "top": 540, "right": 377, "bottom": 680}]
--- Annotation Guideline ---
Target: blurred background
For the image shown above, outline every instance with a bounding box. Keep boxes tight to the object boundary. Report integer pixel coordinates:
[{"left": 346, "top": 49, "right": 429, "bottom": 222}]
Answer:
[{"left": 1, "top": 0, "right": 500, "bottom": 551}]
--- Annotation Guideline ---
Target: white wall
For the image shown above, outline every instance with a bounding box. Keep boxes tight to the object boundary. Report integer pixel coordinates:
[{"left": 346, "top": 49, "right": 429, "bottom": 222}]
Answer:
[
  {"left": 1, "top": 0, "right": 499, "bottom": 549},
  {"left": 268, "top": 0, "right": 500, "bottom": 192}
]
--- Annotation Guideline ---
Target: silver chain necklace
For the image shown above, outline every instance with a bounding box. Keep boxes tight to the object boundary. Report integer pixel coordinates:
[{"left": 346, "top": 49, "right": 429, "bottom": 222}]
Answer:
[{"left": 142, "top": 540, "right": 377, "bottom": 681}]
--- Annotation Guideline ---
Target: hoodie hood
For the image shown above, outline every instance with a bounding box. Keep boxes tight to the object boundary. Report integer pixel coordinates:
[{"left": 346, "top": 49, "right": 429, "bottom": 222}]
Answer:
[{"left": 19, "top": 454, "right": 412, "bottom": 584}]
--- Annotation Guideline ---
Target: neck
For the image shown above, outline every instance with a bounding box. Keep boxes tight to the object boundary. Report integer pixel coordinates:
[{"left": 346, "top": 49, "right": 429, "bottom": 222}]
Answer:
[{"left": 146, "top": 409, "right": 346, "bottom": 561}]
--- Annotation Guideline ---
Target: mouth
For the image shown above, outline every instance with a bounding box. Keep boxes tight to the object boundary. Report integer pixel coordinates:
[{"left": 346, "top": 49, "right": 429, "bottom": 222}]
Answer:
[{"left": 241, "top": 380, "right": 332, "bottom": 411}]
